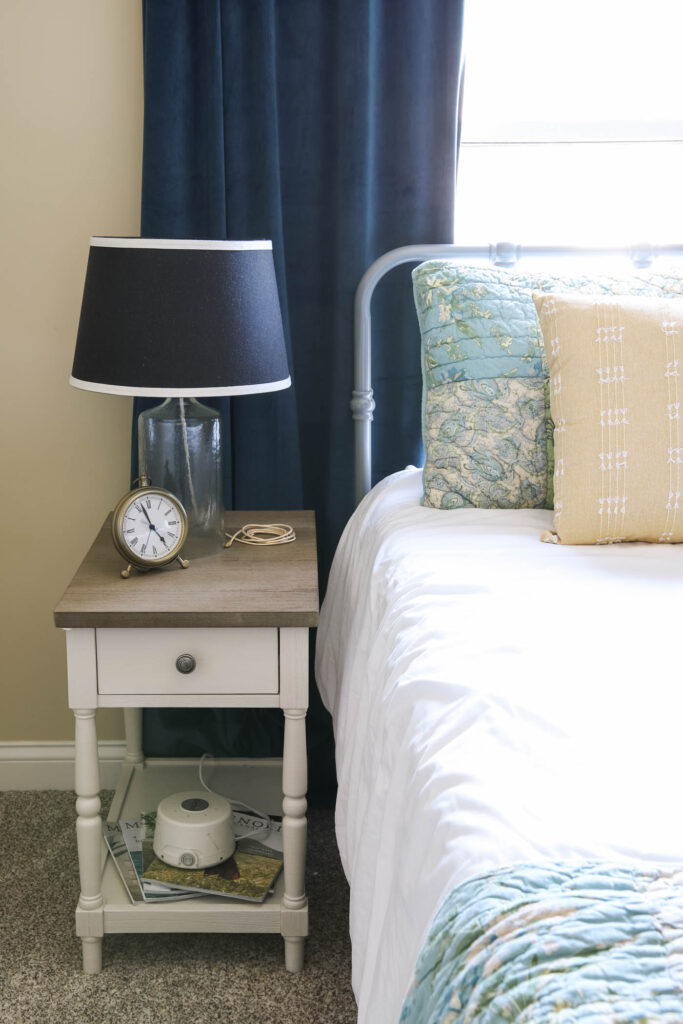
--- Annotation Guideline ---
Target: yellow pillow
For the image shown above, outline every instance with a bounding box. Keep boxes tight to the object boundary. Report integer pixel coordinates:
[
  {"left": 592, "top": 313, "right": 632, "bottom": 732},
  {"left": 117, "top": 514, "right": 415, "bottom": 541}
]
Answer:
[{"left": 532, "top": 291, "right": 683, "bottom": 544}]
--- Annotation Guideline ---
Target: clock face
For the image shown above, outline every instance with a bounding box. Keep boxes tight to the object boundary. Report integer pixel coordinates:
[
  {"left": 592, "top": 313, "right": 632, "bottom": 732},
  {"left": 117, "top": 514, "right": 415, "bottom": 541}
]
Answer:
[{"left": 120, "top": 491, "right": 185, "bottom": 562}]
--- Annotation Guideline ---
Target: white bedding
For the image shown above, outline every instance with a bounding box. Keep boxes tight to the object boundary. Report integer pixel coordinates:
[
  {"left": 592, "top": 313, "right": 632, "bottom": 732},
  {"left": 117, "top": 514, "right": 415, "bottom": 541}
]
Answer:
[{"left": 315, "top": 467, "right": 683, "bottom": 1024}]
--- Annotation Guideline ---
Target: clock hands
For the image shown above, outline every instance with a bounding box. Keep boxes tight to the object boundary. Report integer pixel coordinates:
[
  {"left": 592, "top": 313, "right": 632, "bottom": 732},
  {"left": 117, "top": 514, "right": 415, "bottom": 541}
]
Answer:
[
  {"left": 139, "top": 503, "right": 153, "bottom": 527},
  {"left": 138, "top": 503, "right": 170, "bottom": 546},
  {"left": 136, "top": 503, "right": 160, "bottom": 557},
  {"left": 139, "top": 507, "right": 174, "bottom": 552}
]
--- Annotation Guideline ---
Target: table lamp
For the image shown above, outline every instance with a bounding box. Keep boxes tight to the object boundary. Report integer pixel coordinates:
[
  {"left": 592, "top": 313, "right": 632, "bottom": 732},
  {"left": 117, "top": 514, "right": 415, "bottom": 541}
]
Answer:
[{"left": 70, "top": 238, "right": 291, "bottom": 556}]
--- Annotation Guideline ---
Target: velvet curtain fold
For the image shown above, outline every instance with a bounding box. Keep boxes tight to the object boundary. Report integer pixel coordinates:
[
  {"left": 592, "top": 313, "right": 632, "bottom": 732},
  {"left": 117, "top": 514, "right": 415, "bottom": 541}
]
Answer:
[{"left": 136, "top": 0, "right": 465, "bottom": 803}]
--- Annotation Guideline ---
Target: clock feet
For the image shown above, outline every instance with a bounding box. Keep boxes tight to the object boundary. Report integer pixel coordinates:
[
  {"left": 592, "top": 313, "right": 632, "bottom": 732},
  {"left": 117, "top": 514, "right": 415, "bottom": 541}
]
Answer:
[
  {"left": 118, "top": 558, "right": 188, "bottom": 579},
  {"left": 119, "top": 564, "right": 153, "bottom": 579}
]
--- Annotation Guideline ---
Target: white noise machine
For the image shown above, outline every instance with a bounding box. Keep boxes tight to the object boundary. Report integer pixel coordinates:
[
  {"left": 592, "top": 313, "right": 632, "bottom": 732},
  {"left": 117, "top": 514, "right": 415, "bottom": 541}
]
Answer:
[{"left": 153, "top": 790, "right": 235, "bottom": 870}]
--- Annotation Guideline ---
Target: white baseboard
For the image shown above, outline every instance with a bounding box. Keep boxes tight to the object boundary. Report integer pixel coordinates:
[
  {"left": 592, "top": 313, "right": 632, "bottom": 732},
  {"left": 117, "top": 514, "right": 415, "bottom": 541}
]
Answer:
[{"left": 0, "top": 740, "right": 126, "bottom": 791}]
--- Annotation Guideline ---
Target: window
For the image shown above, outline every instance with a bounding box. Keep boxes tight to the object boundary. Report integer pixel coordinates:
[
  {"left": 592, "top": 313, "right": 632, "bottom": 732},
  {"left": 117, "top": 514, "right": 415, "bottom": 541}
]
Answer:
[{"left": 455, "top": 1, "right": 683, "bottom": 245}]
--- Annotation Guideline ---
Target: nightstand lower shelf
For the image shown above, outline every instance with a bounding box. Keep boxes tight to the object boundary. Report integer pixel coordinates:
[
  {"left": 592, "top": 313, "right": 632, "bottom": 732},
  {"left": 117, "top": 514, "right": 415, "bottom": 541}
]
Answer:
[
  {"left": 78, "top": 758, "right": 307, "bottom": 967},
  {"left": 99, "top": 862, "right": 288, "bottom": 934}
]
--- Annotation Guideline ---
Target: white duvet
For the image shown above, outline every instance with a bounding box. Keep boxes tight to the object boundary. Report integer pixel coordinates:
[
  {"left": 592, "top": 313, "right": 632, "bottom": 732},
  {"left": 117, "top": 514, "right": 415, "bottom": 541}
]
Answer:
[{"left": 315, "top": 468, "right": 683, "bottom": 1024}]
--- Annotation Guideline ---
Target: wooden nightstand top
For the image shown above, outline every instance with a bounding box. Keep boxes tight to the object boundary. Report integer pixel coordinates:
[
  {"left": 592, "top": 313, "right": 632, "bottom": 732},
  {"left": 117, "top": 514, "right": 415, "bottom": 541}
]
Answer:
[{"left": 54, "top": 510, "right": 318, "bottom": 629}]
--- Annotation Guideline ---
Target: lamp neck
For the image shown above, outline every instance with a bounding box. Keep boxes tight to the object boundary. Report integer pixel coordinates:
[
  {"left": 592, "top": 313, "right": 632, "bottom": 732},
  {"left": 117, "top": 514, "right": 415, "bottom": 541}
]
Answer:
[{"left": 152, "top": 397, "right": 215, "bottom": 416}]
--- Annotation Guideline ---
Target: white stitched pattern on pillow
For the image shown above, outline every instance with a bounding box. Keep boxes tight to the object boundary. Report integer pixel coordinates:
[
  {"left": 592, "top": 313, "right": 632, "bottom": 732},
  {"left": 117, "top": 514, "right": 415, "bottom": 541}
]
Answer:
[{"left": 533, "top": 290, "right": 683, "bottom": 544}]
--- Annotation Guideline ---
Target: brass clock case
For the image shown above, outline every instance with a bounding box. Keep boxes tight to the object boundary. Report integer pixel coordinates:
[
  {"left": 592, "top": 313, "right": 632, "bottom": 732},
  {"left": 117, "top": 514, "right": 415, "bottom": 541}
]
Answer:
[{"left": 112, "top": 483, "right": 189, "bottom": 570}]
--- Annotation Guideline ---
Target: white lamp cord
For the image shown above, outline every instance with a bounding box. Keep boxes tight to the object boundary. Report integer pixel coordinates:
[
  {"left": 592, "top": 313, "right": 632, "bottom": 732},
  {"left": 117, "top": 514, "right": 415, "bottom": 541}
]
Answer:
[
  {"left": 198, "top": 753, "right": 273, "bottom": 842},
  {"left": 224, "top": 523, "right": 296, "bottom": 548},
  {"left": 179, "top": 397, "right": 200, "bottom": 518}
]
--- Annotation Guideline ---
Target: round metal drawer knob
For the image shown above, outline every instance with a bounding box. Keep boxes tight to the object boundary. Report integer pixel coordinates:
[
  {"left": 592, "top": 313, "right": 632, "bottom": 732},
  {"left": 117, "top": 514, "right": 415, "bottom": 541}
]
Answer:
[{"left": 175, "top": 653, "right": 196, "bottom": 674}]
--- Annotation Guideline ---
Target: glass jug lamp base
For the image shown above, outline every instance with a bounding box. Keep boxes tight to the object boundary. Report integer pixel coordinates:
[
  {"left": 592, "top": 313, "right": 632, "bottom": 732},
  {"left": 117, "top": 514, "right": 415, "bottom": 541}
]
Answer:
[{"left": 138, "top": 397, "right": 224, "bottom": 558}]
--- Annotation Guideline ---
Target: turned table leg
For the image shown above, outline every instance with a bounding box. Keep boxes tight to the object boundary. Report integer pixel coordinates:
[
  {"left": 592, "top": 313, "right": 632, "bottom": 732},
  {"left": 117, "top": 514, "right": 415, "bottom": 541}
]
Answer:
[
  {"left": 123, "top": 708, "right": 144, "bottom": 765},
  {"left": 73, "top": 707, "right": 104, "bottom": 973},
  {"left": 282, "top": 707, "right": 308, "bottom": 972}
]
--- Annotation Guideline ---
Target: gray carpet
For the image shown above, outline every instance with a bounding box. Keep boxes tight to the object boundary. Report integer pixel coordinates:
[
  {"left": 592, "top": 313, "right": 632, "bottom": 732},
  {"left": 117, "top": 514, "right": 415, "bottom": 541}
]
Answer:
[{"left": 0, "top": 791, "right": 357, "bottom": 1024}]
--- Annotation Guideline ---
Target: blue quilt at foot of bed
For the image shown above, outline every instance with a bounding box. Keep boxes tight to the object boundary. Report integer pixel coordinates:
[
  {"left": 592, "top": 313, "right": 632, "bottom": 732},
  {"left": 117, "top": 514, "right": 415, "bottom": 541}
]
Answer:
[{"left": 399, "top": 860, "right": 683, "bottom": 1024}]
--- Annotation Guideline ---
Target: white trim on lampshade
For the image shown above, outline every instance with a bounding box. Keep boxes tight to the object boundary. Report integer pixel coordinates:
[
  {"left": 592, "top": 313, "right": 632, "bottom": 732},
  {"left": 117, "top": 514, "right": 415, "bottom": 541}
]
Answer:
[
  {"left": 89, "top": 237, "right": 273, "bottom": 251},
  {"left": 69, "top": 375, "right": 292, "bottom": 398}
]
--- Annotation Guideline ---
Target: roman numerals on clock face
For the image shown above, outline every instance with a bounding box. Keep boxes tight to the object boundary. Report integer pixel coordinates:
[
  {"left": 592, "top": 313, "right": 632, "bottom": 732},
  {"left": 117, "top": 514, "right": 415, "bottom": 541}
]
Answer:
[{"left": 121, "top": 491, "right": 182, "bottom": 560}]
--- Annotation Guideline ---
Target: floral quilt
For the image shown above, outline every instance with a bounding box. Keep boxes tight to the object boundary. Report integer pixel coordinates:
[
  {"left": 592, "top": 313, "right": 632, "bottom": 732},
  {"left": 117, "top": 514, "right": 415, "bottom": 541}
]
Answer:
[{"left": 400, "top": 860, "right": 683, "bottom": 1023}]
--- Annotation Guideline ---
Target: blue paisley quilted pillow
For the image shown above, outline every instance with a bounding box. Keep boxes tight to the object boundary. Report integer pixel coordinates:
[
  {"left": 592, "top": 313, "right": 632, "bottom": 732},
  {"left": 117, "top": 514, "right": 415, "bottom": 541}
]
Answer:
[{"left": 412, "top": 261, "right": 683, "bottom": 510}]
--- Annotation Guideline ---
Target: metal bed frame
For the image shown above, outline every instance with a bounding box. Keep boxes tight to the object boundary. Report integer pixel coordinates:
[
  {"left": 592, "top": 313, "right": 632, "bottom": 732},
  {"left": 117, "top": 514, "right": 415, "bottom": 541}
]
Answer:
[{"left": 352, "top": 241, "right": 683, "bottom": 505}]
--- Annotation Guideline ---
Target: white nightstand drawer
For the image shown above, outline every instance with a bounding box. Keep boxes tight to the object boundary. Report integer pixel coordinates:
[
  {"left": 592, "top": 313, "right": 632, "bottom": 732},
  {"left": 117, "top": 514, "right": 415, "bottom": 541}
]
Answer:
[{"left": 96, "top": 628, "right": 279, "bottom": 695}]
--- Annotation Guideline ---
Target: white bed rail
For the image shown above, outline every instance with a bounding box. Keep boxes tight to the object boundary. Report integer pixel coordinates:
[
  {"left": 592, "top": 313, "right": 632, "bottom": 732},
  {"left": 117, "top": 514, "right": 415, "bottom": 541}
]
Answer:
[{"left": 352, "top": 241, "right": 683, "bottom": 505}]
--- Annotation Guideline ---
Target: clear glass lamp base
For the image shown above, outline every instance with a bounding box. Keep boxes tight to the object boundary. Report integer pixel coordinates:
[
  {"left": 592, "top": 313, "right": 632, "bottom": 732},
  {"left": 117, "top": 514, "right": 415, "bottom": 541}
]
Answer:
[{"left": 138, "top": 397, "right": 224, "bottom": 558}]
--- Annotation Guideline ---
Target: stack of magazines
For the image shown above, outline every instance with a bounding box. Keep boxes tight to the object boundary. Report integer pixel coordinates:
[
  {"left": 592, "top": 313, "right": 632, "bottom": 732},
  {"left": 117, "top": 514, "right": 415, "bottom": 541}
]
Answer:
[{"left": 103, "top": 810, "right": 283, "bottom": 904}]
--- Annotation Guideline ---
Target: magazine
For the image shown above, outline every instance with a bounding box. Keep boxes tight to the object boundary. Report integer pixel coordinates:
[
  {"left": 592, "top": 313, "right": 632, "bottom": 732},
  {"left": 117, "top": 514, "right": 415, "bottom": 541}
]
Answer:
[
  {"left": 118, "top": 818, "right": 201, "bottom": 902},
  {"left": 138, "top": 810, "right": 283, "bottom": 903},
  {"left": 233, "top": 810, "right": 283, "bottom": 853},
  {"left": 103, "top": 821, "right": 144, "bottom": 904}
]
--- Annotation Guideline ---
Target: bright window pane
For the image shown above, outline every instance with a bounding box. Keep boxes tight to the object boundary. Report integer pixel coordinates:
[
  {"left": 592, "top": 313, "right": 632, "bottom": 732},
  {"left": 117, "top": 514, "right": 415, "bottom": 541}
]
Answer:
[
  {"left": 455, "top": 142, "right": 683, "bottom": 245},
  {"left": 462, "top": 0, "right": 683, "bottom": 140},
  {"left": 456, "top": 0, "right": 683, "bottom": 244}
]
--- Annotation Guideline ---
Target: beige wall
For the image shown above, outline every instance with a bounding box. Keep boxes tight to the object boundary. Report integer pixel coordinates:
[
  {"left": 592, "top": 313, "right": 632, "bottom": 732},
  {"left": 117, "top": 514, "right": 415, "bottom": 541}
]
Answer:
[{"left": 0, "top": 1, "right": 144, "bottom": 742}]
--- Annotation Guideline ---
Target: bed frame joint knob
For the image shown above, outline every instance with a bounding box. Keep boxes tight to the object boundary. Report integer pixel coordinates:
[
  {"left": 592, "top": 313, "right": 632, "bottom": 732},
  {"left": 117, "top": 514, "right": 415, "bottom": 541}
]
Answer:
[
  {"left": 351, "top": 389, "right": 375, "bottom": 421},
  {"left": 491, "top": 241, "right": 521, "bottom": 267},
  {"left": 630, "top": 243, "right": 654, "bottom": 269}
]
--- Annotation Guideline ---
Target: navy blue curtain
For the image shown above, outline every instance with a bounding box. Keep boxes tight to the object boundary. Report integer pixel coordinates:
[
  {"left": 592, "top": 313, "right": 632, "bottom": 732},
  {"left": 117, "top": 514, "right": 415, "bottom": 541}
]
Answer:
[{"left": 136, "top": 0, "right": 465, "bottom": 804}]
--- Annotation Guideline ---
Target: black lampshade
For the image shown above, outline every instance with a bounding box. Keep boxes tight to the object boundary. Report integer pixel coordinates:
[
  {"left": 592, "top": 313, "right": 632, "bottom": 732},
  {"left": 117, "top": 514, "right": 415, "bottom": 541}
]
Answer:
[{"left": 71, "top": 238, "right": 291, "bottom": 396}]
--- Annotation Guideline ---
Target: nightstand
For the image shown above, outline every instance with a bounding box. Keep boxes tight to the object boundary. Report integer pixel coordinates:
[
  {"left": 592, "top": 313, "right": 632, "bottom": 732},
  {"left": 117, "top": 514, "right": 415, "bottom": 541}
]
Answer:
[{"left": 54, "top": 510, "right": 318, "bottom": 974}]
